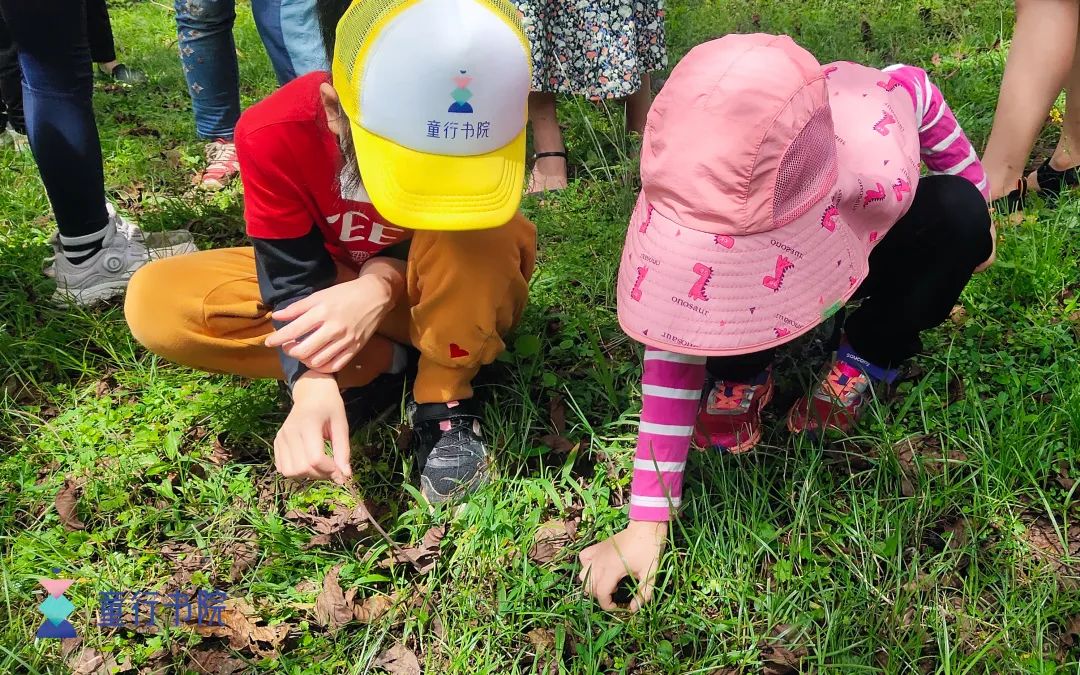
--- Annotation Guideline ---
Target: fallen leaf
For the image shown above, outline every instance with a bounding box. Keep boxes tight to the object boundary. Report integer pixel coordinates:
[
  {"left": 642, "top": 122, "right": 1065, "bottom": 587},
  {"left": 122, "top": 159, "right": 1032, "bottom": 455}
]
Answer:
[
  {"left": 1021, "top": 517, "right": 1080, "bottom": 589},
  {"left": 538, "top": 434, "right": 575, "bottom": 453},
  {"left": 56, "top": 479, "right": 86, "bottom": 531},
  {"left": 192, "top": 597, "right": 291, "bottom": 658},
  {"left": 164, "top": 148, "right": 184, "bottom": 169},
  {"left": 395, "top": 424, "right": 414, "bottom": 453},
  {"left": 229, "top": 531, "right": 259, "bottom": 582},
  {"left": 525, "top": 627, "right": 556, "bottom": 653},
  {"left": 184, "top": 648, "right": 247, "bottom": 675},
  {"left": 1056, "top": 460, "right": 1076, "bottom": 491},
  {"left": 160, "top": 543, "right": 211, "bottom": 591},
  {"left": 210, "top": 434, "right": 233, "bottom": 466},
  {"left": 528, "top": 520, "right": 577, "bottom": 565},
  {"left": 94, "top": 375, "right": 118, "bottom": 397},
  {"left": 314, "top": 564, "right": 354, "bottom": 633},
  {"left": 285, "top": 501, "right": 375, "bottom": 548},
  {"left": 68, "top": 647, "right": 119, "bottom": 675},
  {"left": 549, "top": 395, "right": 566, "bottom": 435},
  {"left": 931, "top": 53, "right": 942, "bottom": 66},
  {"left": 947, "top": 374, "right": 966, "bottom": 405},
  {"left": 354, "top": 593, "right": 396, "bottom": 624},
  {"left": 381, "top": 524, "right": 447, "bottom": 574},
  {"left": 761, "top": 644, "right": 804, "bottom": 675},
  {"left": 374, "top": 643, "right": 421, "bottom": 675},
  {"left": 949, "top": 304, "right": 968, "bottom": 325}
]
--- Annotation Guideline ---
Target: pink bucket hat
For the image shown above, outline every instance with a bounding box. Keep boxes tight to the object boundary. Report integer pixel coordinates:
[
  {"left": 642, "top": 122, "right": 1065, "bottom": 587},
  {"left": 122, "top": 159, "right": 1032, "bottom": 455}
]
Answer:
[{"left": 617, "top": 34, "right": 919, "bottom": 355}]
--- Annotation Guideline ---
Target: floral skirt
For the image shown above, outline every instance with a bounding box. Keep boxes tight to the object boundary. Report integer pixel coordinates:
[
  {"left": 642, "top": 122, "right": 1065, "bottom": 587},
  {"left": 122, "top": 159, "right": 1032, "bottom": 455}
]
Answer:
[{"left": 513, "top": 1, "right": 667, "bottom": 100}]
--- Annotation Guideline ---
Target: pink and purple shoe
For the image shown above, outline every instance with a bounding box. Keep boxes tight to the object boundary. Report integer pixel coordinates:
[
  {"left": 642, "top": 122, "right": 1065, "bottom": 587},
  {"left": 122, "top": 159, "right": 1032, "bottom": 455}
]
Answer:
[
  {"left": 787, "top": 342, "right": 899, "bottom": 436},
  {"left": 693, "top": 368, "right": 774, "bottom": 454}
]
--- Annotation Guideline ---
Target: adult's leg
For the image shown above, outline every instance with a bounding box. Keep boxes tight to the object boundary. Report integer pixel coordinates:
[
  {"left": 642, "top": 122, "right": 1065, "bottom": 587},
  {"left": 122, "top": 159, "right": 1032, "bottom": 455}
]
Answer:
[
  {"left": 0, "top": 11, "right": 21, "bottom": 133},
  {"left": 250, "top": 0, "right": 328, "bottom": 85},
  {"left": 84, "top": 0, "right": 117, "bottom": 64},
  {"left": 625, "top": 72, "right": 651, "bottom": 135},
  {"left": 125, "top": 248, "right": 399, "bottom": 383},
  {"left": 0, "top": 0, "right": 108, "bottom": 239},
  {"left": 844, "top": 175, "right": 993, "bottom": 368},
  {"left": 174, "top": 0, "right": 240, "bottom": 140},
  {"left": 400, "top": 212, "right": 537, "bottom": 403},
  {"left": 981, "top": 0, "right": 1078, "bottom": 200},
  {"left": 527, "top": 91, "right": 568, "bottom": 193},
  {"left": 1033, "top": 12, "right": 1080, "bottom": 182}
]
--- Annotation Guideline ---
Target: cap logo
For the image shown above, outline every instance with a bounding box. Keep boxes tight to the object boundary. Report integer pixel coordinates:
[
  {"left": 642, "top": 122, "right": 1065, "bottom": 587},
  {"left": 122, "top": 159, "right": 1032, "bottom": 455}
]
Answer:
[{"left": 449, "top": 70, "right": 474, "bottom": 114}]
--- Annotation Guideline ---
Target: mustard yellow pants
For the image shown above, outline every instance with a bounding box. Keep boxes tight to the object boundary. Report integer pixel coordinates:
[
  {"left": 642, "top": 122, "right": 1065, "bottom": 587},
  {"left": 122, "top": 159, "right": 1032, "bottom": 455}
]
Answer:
[{"left": 124, "top": 214, "right": 536, "bottom": 403}]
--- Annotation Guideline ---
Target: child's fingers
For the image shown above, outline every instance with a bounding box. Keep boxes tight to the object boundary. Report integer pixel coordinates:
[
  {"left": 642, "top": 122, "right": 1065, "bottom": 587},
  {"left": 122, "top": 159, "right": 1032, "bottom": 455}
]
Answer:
[
  {"left": 265, "top": 312, "right": 321, "bottom": 348},
  {"left": 271, "top": 295, "right": 313, "bottom": 322},
  {"left": 629, "top": 573, "right": 656, "bottom": 612},
  {"left": 285, "top": 325, "right": 337, "bottom": 361},
  {"left": 329, "top": 409, "right": 353, "bottom": 483}
]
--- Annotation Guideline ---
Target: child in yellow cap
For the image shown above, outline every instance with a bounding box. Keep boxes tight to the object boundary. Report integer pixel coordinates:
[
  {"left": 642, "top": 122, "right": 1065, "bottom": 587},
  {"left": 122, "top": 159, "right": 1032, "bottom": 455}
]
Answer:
[{"left": 125, "top": 0, "right": 536, "bottom": 504}]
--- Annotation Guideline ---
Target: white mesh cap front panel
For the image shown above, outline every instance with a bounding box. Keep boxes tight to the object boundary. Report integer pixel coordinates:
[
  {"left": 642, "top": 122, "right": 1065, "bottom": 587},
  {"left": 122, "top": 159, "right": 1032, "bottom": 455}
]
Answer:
[{"left": 357, "top": 0, "right": 530, "bottom": 156}]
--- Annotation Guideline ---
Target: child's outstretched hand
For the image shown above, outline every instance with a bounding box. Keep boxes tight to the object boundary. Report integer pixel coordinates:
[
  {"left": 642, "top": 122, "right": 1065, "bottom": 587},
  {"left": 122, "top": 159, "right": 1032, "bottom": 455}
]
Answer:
[{"left": 578, "top": 520, "right": 667, "bottom": 612}]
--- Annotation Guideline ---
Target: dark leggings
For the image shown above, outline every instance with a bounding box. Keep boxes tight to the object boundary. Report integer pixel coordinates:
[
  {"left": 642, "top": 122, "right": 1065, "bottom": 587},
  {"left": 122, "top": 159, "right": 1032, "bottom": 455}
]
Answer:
[
  {"left": 0, "top": 0, "right": 108, "bottom": 238},
  {"left": 708, "top": 174, "right": 994, "bottom": 380}
]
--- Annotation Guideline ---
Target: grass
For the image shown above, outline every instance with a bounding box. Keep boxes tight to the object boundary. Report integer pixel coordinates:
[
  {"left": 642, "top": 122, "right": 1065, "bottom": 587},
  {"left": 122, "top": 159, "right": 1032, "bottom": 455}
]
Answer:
[{"left": 2, "top": 0, "right": 1079, "bottom": 672}]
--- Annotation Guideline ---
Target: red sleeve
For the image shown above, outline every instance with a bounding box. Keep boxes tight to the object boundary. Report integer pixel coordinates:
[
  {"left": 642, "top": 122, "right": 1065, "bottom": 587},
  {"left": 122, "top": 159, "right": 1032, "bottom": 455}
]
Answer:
[{"left": 236, "top": 120, "right": 317, "bottom": 239}]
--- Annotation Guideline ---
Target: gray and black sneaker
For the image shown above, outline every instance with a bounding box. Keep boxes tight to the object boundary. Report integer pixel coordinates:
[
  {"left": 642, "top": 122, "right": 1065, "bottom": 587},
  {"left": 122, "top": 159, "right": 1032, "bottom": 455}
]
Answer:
[{"left": 408, "top": 399, "right": 489, "bottom": 504}]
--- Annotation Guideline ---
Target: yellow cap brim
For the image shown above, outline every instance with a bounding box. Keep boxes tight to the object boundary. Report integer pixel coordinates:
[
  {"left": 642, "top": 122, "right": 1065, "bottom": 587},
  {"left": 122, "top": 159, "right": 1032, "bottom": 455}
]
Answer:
[{"left": 351, "top": 122, "right": 525, "bottom": 230}]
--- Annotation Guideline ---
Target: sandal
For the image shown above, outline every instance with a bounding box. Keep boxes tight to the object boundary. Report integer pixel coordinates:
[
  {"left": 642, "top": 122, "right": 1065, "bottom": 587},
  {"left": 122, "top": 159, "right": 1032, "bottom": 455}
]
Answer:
[
  {"left": 1033, "top": 157, "right": 1080, "bottom": 199},
  {"left": 99, "top": 63, "right": 147, "bottom": 86},
  {"left": 527, "top": 150, "right": 568, "bottom": 194}
]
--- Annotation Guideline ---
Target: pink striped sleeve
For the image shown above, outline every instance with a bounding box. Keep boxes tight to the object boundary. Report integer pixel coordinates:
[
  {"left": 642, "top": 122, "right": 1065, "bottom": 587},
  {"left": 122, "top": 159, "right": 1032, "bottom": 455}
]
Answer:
[
  {"left": 628, "top": 346, "right": 706, "bottom": 521},
  {"left": 884, "top": 64, "right": 989, "bottom": 201}
]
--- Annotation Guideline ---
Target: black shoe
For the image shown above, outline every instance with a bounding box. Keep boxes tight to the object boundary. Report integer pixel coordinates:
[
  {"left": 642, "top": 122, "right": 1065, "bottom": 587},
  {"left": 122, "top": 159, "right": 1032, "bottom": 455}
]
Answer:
[
  {"left": 407, "top": 398, "right": 489, "bottom": 504},
  {"left": 99, "top": 63, "right": 147, "bottom": 85}
]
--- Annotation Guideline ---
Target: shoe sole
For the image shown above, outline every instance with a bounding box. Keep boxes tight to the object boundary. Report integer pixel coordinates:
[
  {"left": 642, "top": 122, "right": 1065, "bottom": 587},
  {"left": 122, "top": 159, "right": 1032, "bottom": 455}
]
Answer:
[{"left": 52, "top": 279, "right": 130, "bottom": 306}]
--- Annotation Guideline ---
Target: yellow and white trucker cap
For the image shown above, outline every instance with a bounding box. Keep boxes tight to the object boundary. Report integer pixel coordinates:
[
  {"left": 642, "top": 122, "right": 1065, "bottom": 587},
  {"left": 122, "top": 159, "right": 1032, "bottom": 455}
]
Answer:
[{"left": 332, "top": 0, "right": 531, "bottom": 230}]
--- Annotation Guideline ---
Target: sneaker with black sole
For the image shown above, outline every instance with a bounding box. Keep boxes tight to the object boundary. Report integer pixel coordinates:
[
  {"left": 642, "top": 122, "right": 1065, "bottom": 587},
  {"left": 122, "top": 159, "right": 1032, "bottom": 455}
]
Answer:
[{"left": 407, "top": 398, "right": 489, "bottom": 504}]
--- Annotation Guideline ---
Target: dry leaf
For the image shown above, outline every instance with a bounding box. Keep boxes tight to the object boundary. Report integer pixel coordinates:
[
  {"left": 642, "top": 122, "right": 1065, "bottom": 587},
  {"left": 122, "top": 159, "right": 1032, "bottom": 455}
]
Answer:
[
  {"left": 549, "top": 396, "right": 566, "bottom": 435},
  {"left": 56, "top": 479, "right": 86, "bottom": 531},
  {"left": 931, "top": 53, "right": 942, "bottom": 66},
  {"left": 1056, "top": 460, "right": 1076, "bottom": 491},
  {"left": 68, "top": 647, "right": 119, "bottom": 675},
  {"left": 229, "top": 531, "right": 258, "bottom": 582},
  {"left": 285, "top": 501, "right": 375, "bottom": 548},
  {"left": 354, "top": 593, "right": 396, "bottom": 624},
  {"left": 95, "top": 375, "right": 117, "bottom": 397},
  {"left": 528, "top": 520, "right": 577, "bottom": 565},
  {"left": 381, "top": 524, "right": 447, "bottom": 574},
  {"left": 210, "top": 434, "right": 233, "bottom": 466},
  {"left": 184, "top": 648, "right": 247, "bottom": 675},
  {"left": 374, "top": 643, "right": 421, "bottom": 675},
  {"left": 949, "top": 304, "right": 968, "bottom": 325},
  {"left": 314, "top": 564, "right": 354, "bottom": 632},
  {"left": 761, "top": 644, "right": 804, "bottom": 675},
  {"left": 538, "top": 434, "right": 575, "bottom": 453},
  {"left": 164, "top": 148, "right": 183, "bottom": 169},
  {"left": 1021, "top": 517, "right": 1080, "bottom": 589},
  {"left": 192, "top": 597, "right": 290, "bottom": 658},
  {"left": 526, "top": 627, "right": 556, "bottom": 653}
]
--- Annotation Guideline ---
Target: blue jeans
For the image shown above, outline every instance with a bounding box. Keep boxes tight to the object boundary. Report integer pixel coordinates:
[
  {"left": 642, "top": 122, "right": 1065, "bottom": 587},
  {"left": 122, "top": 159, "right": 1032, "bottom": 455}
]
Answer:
[
  {"left": 0, "top": 0, "right": 109, "bottom": 238},
  {"left": 174, "top": 0, "right": 328, "bottom": 140}
]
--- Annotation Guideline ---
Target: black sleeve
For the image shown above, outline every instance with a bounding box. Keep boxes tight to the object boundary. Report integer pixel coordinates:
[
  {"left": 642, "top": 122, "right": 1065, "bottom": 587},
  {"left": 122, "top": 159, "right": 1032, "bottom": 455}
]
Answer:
[{"left": 252, "top": 228, "right": 337, "bottom": 388}]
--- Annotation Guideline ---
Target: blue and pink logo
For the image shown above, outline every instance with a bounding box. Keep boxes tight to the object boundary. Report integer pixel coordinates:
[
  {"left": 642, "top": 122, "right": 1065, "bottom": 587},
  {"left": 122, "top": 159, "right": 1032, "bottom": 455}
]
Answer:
[
  {"left": 449, "top": 70, "right": 474, "bottom": 114},
  {"left": 36, "top": 568, "right": 76, "bottom": 638}
]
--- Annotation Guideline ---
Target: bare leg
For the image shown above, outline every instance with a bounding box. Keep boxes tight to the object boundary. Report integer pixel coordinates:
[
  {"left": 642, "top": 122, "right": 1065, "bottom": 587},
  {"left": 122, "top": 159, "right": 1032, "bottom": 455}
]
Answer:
[
  {"left": 1029, "top": 13, "right": 1080, "bottom": 188},
  {"left": 527, "top": 91, "right": 568, "bottom": 194},
  {"left": 98, "top": 59, "right": 119, "bottom": 74},
  {"left": 625, "top": 72, "right": 652, "bottom": 135},
  {"left": 981, "top": 0, "right": 1078, "bottom": 200}
]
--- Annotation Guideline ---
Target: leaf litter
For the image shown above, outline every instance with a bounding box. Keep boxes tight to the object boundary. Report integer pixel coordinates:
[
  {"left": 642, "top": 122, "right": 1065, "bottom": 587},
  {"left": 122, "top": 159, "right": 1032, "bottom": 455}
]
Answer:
[
  {"left": 55, "top": 478, "right": 86, "bottom": 530},
  {"left": 528, "top": 519, "right": 578, "bottom": 565}
]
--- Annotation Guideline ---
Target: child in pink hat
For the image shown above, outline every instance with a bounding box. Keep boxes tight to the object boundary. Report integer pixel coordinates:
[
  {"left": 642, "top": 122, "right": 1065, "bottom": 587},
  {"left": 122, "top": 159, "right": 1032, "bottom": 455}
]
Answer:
[{"left": 578, "top": 34, "right": 996, "bottom": 610}]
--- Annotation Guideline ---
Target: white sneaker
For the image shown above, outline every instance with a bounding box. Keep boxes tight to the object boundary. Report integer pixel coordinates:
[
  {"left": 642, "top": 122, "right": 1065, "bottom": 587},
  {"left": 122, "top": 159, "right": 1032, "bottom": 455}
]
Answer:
[
  {"left": 49, "top": 205, "right": 197, "bottom": 305},
  {"left": 1, "top": 124, "right": 29, "bottom": 152},
  {"left": 44, "top": 204, "right": 196, "bottom": 279}
]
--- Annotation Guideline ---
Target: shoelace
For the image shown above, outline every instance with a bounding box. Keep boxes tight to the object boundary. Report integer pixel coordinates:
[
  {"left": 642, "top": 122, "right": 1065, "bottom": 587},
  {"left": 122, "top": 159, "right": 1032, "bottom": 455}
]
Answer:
[
  {"left": 816, "top": 360, "right": 871, "bottom": 408},
  {"left": 205, "top": 142, "right": 237, "bottom": 165},
  {"left": 708, "top": 382, "right": 759, "bottom": 414}
]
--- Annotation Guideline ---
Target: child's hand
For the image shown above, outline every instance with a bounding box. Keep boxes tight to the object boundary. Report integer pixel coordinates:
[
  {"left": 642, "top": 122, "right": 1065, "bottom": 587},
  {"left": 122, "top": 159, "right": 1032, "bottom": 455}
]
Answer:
[
  {"left": 974, "top": 221, "right": 996, "bottom": 273},
  {"left": 273, "top": 371, "right": 352, "bottom": 484},
  {"left": 578, "top": 520, "right": 668, "bottom": 612},
  {"left": 266, "top": 259, "right": 404, "bottom": 373}
]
